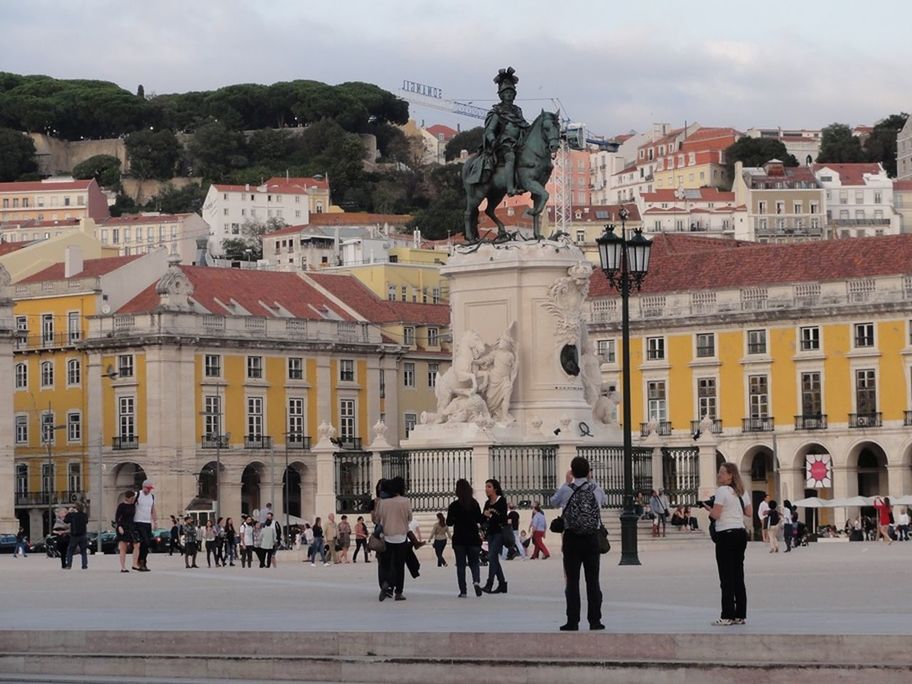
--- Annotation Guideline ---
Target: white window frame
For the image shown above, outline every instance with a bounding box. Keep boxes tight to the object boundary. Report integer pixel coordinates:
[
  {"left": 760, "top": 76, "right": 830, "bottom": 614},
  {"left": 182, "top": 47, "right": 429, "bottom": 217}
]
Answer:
[
  {"left": 339, "top": 399, "right": 356, "bottom": 441},
  {"left": 247, "top": 355, "right": 264, "bottom": 379},
  {"left": 118, "top": 396, "right": 135, "bottom": 439},
  {"left": 854, "top": 322, "right": 875, "bottom": 348},
  {"left": 287, "top": 356, "right": 304, "bottom": 380},
  {"left": 15, "top": 414, "right": 28, "bottom": 445},
  {"left": 14, "top": 362, "right": 27, "bottom": 390},
  {"left": 645, "top": 336, "right": 665, "bottom": 361},
  {"left": 747, "top": 329, "right": 767, "bottom": 355},
  {"left": 427, "top": 362, "right": 438, "bottom": 387},
  {"left": 67, "top": 411, "right": 81, "bottom": 443},
  {"left": 117, "top": 354, "right": 134, "bottom": 378},
  {"left": 646, "top": 380, "right": 667, "bottom": 422},
  {"left": 339, "top": 359, "right": 355, "bottom": 382},
  {"left": 695, "top": 332, "right": 715, "bottom": 358},
  {"left": 246, "top": 396, "right": 264, "bottom": 438},
  {"left": 287, "top": 397, "right": 305, "bottom": 442},
  {"left": 403, "top": 361, "right": 416, "bottom": 388},
  {"left": 799, "top": 326, "right": 820, "bottom": 352},
  {"left": 404, "top": 412, "right": 417, "bottom": 438},
  {"left": 204, "top": 354, "right": 221, "bottom": 378},
  {"left": 403, "top": 326, "right": 415, "bottom": 346},
  {"left": 66, "top": 358, "right": 81, "bottom": 386},
  {"left": 40, "top": 360, "right": 54, "bottom": 388}
]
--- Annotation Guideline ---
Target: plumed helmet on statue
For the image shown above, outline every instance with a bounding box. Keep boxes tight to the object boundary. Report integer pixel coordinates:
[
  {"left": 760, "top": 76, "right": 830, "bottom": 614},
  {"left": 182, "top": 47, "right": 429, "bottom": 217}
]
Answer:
[{"left": 494, "top": 66, "right": 519, "bottom": 93}]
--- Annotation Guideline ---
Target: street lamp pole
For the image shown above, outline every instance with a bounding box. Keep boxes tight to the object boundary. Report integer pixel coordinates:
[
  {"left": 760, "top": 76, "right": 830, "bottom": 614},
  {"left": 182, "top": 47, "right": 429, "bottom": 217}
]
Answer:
[
  {"left": 42, "top": 402, "right": 66, "bottom": 537},
  {"left": 596, "top": 209, "right": 653, "bottom": 567}
]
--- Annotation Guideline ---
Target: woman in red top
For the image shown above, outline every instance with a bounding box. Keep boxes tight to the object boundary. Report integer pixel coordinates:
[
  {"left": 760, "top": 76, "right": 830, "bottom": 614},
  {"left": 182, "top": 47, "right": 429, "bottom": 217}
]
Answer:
[{"left": 873, "top": 496, "right": 893, "bottom": 545}]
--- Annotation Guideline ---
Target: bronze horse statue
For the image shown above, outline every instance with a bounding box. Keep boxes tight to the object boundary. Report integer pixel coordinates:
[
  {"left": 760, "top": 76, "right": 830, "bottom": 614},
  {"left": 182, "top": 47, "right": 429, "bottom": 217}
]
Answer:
[{"left": 462, "top": 110, "right": 562, "bottom": 242}]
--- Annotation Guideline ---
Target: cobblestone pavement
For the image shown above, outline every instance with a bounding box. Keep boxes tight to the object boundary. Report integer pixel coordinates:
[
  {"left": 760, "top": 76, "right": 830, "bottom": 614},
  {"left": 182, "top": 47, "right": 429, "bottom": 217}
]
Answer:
[{"left": 1, "top": 540, "right": 909, "bottom": 634}]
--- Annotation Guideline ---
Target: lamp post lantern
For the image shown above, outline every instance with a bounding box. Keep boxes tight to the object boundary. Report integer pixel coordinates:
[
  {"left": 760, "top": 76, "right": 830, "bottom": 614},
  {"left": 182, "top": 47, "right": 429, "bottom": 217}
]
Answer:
[{"left": 596, "top": 208, "right": 652, "bottom": 566}]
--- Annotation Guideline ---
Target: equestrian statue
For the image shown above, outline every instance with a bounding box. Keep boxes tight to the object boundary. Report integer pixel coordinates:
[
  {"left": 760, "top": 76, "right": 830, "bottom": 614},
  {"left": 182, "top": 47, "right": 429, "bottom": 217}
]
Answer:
[{"left": 462, "top": 67, "right": 562, "bottom": 242}]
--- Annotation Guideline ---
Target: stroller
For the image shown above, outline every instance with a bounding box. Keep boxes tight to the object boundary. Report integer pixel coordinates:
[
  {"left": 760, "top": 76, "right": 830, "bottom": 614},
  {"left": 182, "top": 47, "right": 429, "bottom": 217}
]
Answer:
[{"left": 794, "top": 521, "right": 810, "bottom": 547}]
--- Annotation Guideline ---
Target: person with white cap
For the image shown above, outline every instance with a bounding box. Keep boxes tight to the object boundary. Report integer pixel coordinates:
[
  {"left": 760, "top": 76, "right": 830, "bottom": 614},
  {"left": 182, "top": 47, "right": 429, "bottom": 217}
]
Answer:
[{"left": 133, "top": 479, "right": 157, "bottom": 571}]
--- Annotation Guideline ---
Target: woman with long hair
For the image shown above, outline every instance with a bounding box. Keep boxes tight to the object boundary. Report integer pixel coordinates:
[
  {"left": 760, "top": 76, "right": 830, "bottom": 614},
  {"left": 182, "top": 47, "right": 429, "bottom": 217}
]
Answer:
[
  {"left": 446, "top": 479, "right": 483, "bottom": 597},
  {"left": 873, "top": 496, "right": 893, "bottom": 545},
  {"left": 310, "top": 516, "right": 327, "bottom": 566},
  {"left": 703, "top": 462, "right": 752, "bottom": 626},
  {"left": 201, "top": 520, "right": 217, "bottom": 567},
  {"left": 372, "top": 476, "right": 413, "bottom": 601},
  {"left": 481, "top": 478, "right": 508, "bottom": 594},
  {"left": 430, "top": 512, "right": 450, "bottom": 567}
]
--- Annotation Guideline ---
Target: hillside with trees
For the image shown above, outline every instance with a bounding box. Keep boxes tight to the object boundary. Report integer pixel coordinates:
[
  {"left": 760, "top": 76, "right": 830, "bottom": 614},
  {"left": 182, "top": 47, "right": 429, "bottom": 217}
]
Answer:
[{"left": 0, "top": 72, "right": 467, "bottom": 239}]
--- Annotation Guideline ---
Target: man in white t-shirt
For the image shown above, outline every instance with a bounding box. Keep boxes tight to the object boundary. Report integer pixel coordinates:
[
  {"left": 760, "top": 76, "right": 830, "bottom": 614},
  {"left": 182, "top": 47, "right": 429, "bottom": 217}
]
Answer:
[
  {"left": 757, "top": 496, "right": 770, "bottom": 542},
  {"left": 133, "top": 479, "right": 157, "bottom": 571}
]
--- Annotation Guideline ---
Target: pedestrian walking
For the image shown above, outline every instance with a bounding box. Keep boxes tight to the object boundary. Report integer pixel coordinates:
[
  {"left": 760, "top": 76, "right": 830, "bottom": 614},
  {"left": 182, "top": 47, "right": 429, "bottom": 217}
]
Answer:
[
  {"left": 782, "top": 501, "right": 795, "bottom": 552},
  {"left": 133, "top": 480, "right": 157, "bottom": 572},
  {"left": 353, "top": 517, "right": 370, "bottom": 563},
  {"left": 430, "top": 512, "right": 450, "bottom": 567},
  {"left": 757, "top": 495, "right": 770, "bottom": 543},
  {"left": 115, "top": 491, "right": 140, "bottom": 573},
  {"left": 372, "top": 476, "right": 412, "bottom": 601},
  {"left": 213, "top": 517, "right": 226, "bottom": 567},
  {"left": 224, "top": 518, "right": 237, "bottom": 566},
  {"left": 481, "top": 478, "right": 508, "bottom": 595},
  {"left": 310, "top": 517, "right": 327, "bottom": 566},
  {"left": 258, "top": 519, "right": 276, "bottom": 568},
  {"left": 550, "top": 457, "right": 607, "bottom": 631},
  {"left": 766, "top": 501, "right": 781, "bottom": 553},
  {"left": 201, "top": 520, "right": 217, "bottom": 567},
  {"left": 337, "top": 515, "right": 352, "bottom": 563},
  {"left": 64, "top": 503, "right": 90, "bottom": 570},
  {"left": 325, "top": 514, "right": 339, "bottom": 564},
  {"left": 503, "top": 503, "right": 525, "bottom": 560},
  {"left": 52, "top": 508, "right": 70, "bottom": 569},
  {"left": 239, "top": 515, "right": 255, "bottom": 568},
  {"left": 704, "top": 462, "right": 752, "bottom": 626},
  {"left": 302, "top": 523, "right": 315, "bottom": 562},
  {"left": 873, "top": 496, "right": 894, "bottom": 545},
  {"left": 446, "top": 479, "right": 483, "bottom": 597},
  {"left": 13, "top": 528, "right": 29, "bottom": 557},
  {"left": 897, "top": 508, "right": 910, "bottom": 541},
  {"left": 529, "top": 503, "right": 550, "bottom": 559},
  {"left": 183, "top": 517, "right": 199, "bottom": 568},
  {"left": 268, "top": 513, "right": 281, "bottom": 567},
  {"left": 168, "top": 515, "right": 182, "bottom": 556}
]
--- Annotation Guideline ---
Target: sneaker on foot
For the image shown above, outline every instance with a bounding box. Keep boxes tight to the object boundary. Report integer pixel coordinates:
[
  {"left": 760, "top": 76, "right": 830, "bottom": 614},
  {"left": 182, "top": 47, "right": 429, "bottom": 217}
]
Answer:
[{"left": 559, "top": 623, "right": 578, "bottom": 631}]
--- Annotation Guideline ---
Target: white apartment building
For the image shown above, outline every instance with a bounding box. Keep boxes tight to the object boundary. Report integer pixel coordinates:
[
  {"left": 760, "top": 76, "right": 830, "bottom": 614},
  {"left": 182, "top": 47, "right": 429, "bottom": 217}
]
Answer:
[
  {"left": 744, "top": 128, "right": 821, "bottom": 166},
  {"left": 638, "top": 188, "right": 745, "bottom": 237},
  {"left": 96, "top": 213, "right": 209, "bottom": 264},
  {"left": 813, "top": 163, "right": 900, "bottom": 238},
  {"left": 202, "top": 177, "right": 330, "bottom": 254},
  {"left": 897, "top": 117, "right": 912, "bottom": 181}
]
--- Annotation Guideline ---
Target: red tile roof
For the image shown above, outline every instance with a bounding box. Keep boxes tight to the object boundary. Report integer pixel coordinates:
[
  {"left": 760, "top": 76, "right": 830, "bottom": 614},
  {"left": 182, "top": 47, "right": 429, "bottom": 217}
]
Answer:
[
  {"left": 307, "top": 212, "right": 412, "bottom": 226},
  {"left": 894, "top": 181, "right": 912, "bottom": 191},
  {"left": 19, "top": 255, "right": 141, "bottom": 283},
  {"left": 613, "top": 164, "right": 639, "bottom": 177},
  {"left": 0, "top": 242, "right": 28, "bottom": 256},
  {"left": 547, "top": 204, "right": 641, "bottom": 223},
  {"left": 812, "top": 163, "right": 883, "bottom": 186},
  {"left": 0, "top": 180, "right": 95, "bottom": 193},
  {"left": 0, "top": 218, "right": 82, "bottom": 230},
  {"left": 641, "top": 189, "right": 735, "bottom": 203},
  {"left": 98, "top": 214, "right": 192, "bottom": 225},
  {"left": 306, "top": 272, "right": 449, "bottom": 325},
  {"left": 119, "top": 267, "right": 357, "bottom": 320},
  {"left": 426, "top": 124, "right": 458, "bottom": 140},
  {"left": 589, "top": 233, "right": 912, "bottom": 298}
]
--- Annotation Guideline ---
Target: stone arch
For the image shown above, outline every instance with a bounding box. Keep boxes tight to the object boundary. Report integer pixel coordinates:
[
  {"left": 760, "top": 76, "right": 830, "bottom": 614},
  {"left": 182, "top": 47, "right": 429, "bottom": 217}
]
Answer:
[
  {"left": 847, "top": 441, "right": 888, "bottom": 498},
  {"left": 282, "top": 460, "right": 313, "bottom": 521},
  {"left": 789, "top": 442, "right": 834, "bottom": 526},
  {"left": 111, "top": 461, "right": 147, "bottom": 495},
  {"left": 241, "top": 461, "right": 267, "bottom": 517},
  {"left": 739, "top": 445, "right": 777, "bottom": 536}
]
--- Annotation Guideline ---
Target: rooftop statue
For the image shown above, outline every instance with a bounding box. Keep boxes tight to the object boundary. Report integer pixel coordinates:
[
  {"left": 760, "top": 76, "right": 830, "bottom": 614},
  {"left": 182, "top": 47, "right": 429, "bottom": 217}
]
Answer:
[{"left": 462, "top": 67, "right": 561, "bottom": 242}]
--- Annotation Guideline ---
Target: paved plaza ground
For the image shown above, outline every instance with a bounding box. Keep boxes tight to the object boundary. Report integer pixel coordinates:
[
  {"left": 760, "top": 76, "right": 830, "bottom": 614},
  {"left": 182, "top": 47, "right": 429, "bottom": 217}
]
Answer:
[{"left": 1, "top": 539, "right": 910, "bottom": 635}]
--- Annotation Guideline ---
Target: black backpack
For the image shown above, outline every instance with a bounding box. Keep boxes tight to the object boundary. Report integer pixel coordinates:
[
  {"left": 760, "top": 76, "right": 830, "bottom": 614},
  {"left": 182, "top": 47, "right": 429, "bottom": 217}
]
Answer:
[{"left": 562, "top": 483, "right": 602, "bottom": 535}]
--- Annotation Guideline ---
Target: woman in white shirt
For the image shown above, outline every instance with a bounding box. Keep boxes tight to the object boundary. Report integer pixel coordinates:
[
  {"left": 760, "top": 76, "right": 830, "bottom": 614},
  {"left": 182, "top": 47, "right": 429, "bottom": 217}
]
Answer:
[{"left": 703, "top": 462, "right": 753, "bottom": 626}]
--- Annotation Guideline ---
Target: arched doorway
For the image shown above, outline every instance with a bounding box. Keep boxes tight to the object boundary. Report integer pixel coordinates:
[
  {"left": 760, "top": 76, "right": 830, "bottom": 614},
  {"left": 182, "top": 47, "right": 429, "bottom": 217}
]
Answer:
[
  {"left": 741, "top": 446, "right": 777, "bottom": 538},
  {"left": 112, "top": 462, "right": 147, "bottom": 493},
  {"left": 855, "top": 445, "right": 888, "bottom": 497},
  {"left": 793, "top": 443, "right": 833, "bottom": 529},
  {"left": 241, "top": 463, "right": 265, "bottom": 517},
  {"left": 282, "top": 466, "right": 302, "bottom": 520},
  {"left": 715, "top": 450, "right": 726, "bottom": 469}
]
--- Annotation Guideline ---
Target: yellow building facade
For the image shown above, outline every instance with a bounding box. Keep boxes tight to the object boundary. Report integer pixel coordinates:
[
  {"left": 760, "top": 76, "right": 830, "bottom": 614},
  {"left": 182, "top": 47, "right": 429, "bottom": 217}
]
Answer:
[{"left": 589, "top": 234, "right": 912, "bottom": 534}]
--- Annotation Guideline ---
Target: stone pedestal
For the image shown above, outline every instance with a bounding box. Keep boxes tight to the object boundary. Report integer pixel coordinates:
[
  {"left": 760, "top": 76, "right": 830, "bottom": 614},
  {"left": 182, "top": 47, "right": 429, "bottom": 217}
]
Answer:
[{"left": 407, "top": 239, "right": 622, "bottom": 447}]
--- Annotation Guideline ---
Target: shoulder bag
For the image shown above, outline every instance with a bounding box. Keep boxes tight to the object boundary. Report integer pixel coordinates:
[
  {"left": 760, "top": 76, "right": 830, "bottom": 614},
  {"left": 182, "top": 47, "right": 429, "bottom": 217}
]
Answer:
[{"left": 709, "top": 491, "right": 746, "bottom": 543}]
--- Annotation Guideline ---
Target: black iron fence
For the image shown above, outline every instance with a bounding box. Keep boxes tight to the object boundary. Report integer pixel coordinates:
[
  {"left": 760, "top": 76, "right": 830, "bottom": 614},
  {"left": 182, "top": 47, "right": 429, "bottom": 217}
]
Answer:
[
  {"left": 489, "top": 445, "right": 557, "bottom": 507},
  {"left": 404, "top": 448, "right": 473, "bottom": 512},
  {"left": 578, "top": 445, "right": 653, "bottom": 508},
  {"left": 334, "top": 451, "right": 373, "bottom": 514},
  {"left": 661, "top": 447, "right": 700, "bottom": 506}
]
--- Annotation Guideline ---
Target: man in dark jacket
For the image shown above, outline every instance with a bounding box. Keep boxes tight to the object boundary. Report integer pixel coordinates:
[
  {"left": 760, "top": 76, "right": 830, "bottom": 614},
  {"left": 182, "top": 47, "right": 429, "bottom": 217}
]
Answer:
[{"left": 64, "top": 503, "right": 90, "bottom": 570}]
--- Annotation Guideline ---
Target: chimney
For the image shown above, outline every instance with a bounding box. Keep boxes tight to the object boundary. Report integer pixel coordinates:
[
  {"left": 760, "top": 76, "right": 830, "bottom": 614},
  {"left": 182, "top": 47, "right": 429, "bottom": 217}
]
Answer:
[{"left": 64, "top": 245, "right": 84, "bottom": 279}]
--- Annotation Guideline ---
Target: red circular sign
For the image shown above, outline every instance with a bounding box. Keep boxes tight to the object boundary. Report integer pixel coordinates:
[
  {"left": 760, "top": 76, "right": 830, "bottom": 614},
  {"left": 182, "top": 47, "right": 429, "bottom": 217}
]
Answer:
[{"left": 809, "top": 460, "right": 828, "bottom": 482}]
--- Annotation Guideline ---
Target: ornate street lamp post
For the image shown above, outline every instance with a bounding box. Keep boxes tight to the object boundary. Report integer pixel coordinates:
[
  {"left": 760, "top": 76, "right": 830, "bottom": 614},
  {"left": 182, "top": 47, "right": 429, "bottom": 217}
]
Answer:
[{"left": 596, "top": 208, "right": 652, "bottom": 566}]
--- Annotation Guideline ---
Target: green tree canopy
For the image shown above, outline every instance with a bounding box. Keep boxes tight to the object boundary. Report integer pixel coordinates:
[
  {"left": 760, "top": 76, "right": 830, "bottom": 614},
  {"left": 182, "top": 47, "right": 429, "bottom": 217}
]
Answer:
[
  {"left": 863, "top": 113, "right": 908, "bottom": 177},
  {"left": 408, "top": 164, "right": 464, "bottom": 240},
  {"left": 0, "top": 127, "right": 37, "bottom": 181},
  {"left": 724, "top": 137, "right": 798, "bottom": 187},
  {"left": 125, "top": 129, "right": 180, "bottom": 180},
  {"left": 187, "top": 121, "right": 247, "bottom": 179},
  {"left": 72, "top": 154, "right": 122, "bottom": 187},
  {"left": 817, "top": 123, "right": 866, "bottom": 164},
  {"left": 445, "top": 127, "right": 483, "bottom": 161},
  {"left": 145, "top": 182, "right": 209, "bottom": 214}
]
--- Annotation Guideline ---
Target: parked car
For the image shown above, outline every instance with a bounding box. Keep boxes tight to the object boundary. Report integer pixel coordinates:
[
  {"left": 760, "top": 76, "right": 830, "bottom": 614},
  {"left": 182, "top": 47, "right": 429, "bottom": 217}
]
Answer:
[
  {"left": 0, "top": 534, "right": 19, "bottom": 554},
  {"left": 150, "top": 528, "right": 171, "bottom": 553}
]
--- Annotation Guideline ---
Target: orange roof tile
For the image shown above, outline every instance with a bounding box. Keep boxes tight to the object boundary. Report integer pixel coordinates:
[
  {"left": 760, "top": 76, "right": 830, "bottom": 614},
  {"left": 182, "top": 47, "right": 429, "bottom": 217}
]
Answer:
[
  {"left": 306, "top": 272, "right": 449, "bottom": 325},
  {"left": 812, "top": 163, "right": 883, "bottom": 186},
  {"left": 307, "top": 212, "right": 412, "bottom": 226},
  {"left": 589, "top": 233, "right": 912, "bottom": 298},
  {"left": 641, "top": 189, "right": 735, "bottom": 203},
  {"left": 99, "top": 214, "right": 192, "bottom": 225},
  {"left": 0, "top": 242, "right": 28, "bottom": 256},
  {"left": 0, "top": 180, "right": 95, "bottom": 193},
  {"left": 19, "top": 255, "right": 141, "bottom": 283},
  {"left": 893, "top": 180, "right": 912, "bottom": 191}
]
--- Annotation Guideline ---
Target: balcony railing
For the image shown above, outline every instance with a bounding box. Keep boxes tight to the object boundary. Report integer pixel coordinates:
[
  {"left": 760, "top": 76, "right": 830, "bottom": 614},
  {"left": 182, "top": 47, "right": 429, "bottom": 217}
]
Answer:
[
  {"left": 831, "top": 218, "right": 891, "bottom": 226},
  {"left": 640, "top": 421, "right": 672, "bottom": 437},
  {"left": 14, "top": 332, "right": 82, "bottom": 351},
  {"left": 15, "top": 490, "right": 84, "bottom": 507},
  {"left": 286, "top": 435, "right": 312, "bottom": 450},
  {"left": 795, "top": 414, "right": 827, "bottom": 430},
  {"left": 112, "top": 436, "right": 139, "bottom": 450},
  {"left": 244, "top": 435, "right": 272, "bottom": 449},
  {"left": 743, "top": 417, "right": 774, "bottom": 433},
  {"left": 849, "top": 413, "right": 882, "bottom": 429},
  {"left": 336, "top": 437, "right": 362, "bottom": 451},
  {"left": 690, "top": 419, "right": 722, "bottom": 435},
  {"left": 201, "top": 434, "right": 230, "bottom": 449}
]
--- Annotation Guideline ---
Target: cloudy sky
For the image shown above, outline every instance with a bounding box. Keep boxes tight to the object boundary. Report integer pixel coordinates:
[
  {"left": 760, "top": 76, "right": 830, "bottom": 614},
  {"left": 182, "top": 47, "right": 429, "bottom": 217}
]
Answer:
[{"left": 2, "top": 0, "right": 910, "bottom": 136}]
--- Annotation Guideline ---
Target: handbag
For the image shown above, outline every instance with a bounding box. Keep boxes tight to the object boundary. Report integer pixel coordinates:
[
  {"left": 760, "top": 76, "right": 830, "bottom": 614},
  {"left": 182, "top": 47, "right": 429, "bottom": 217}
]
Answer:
[
  {"left": 367, "top": 523, "right": 386, "bottom": 553},
  {"left": 501, "top": 524, "right": 516, "bottom": 549},
  {"left": 597, "top": 525, "right": 611, "bottom": 554}
]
